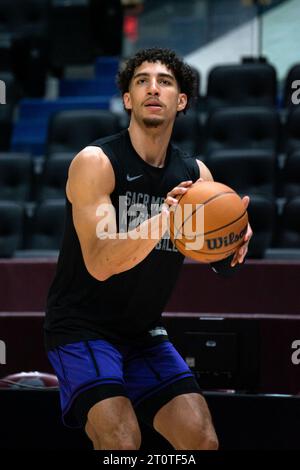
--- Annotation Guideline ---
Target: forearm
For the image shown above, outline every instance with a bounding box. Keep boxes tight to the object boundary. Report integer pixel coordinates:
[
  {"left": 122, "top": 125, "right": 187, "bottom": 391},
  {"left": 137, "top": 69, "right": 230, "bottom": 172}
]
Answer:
[{"left": 91, "top": 211, "right": 169, "bottom": 279}]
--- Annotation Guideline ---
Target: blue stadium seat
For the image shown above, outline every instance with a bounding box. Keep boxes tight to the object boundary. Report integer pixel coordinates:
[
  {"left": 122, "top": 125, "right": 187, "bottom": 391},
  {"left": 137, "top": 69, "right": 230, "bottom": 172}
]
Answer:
[
  {"left": 59, "top": 78, "right": 118, "bottom": 98},
  {"left": 95, "top": 56, "right": 119, "bottom": 78},
  {"left": 11, "top": 96, "right": 112, "bottom": 155}
]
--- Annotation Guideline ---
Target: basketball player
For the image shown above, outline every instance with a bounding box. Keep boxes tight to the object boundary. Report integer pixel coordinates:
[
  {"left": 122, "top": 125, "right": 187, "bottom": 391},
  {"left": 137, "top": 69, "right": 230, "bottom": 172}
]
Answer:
[{"left": 44, "top": 48, "right": 252, "bottom": 450}]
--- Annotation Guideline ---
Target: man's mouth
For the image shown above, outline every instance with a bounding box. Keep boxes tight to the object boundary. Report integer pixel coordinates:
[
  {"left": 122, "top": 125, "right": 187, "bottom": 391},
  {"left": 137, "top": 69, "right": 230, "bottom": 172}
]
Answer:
[{"left": 144, "top": 100, "right": 163, "bottom": 108}]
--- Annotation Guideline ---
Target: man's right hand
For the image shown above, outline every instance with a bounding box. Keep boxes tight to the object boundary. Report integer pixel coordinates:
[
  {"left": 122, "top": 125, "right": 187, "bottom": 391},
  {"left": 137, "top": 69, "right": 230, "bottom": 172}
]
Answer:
[{"left": 163, "top": 180, "right": 194, "bottom": 209}]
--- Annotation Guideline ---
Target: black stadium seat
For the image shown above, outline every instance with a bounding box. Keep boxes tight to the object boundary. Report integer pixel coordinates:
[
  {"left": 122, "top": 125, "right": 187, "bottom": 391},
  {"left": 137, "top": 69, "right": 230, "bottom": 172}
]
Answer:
[
  {"left": 0, "top": 201, "right": 23, "bottom": 257},
  {"left": 25, "top": 200, "right": 66, "bottom": 250},
  {"left": 283, "top": 63, "right": 300, "bottom": 108},
  {"left": 0, "top": 153, "right": 32, "bottom": 202},
  {"left": 246, "top": 195, "right": 276, "bottom": 258},
  {"left": 204, "top": 107, "right": 280, "bottom": 157},
  {"left": 276, "top": 197, "right": 300, "bottom": 248},
  {"left": 172, "top": 111, "right": 202, "bottom": 155},
  {"left": 47, "top": 109, "right": 121, "bottom": 156},
  {"left": 1, "top": 0, "right": 50, "bottom": 97},
  {"left": 281, "top": 150, "right": 300, "bottom": 200},
  {"left": 207, "top": 149, "right": 276, "bottom": 199},
  {"left": 207, "top": 63, "right": 277, "bottom": 112},
  {"left": 39, "top": 154, "right": 72, "bottom": 201},
  {"left": 284, "top": 107, "right": 300, "bottom": 156},
  {"left": 0, "top": 72, "right": 21, "bottom": 150}
]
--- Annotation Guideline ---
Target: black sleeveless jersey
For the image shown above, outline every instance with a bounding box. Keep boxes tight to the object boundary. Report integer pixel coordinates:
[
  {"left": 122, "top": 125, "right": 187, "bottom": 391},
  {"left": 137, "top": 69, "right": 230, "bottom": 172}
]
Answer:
[{"left": 44, "top": 129, "right": 200, "bottom": 351}]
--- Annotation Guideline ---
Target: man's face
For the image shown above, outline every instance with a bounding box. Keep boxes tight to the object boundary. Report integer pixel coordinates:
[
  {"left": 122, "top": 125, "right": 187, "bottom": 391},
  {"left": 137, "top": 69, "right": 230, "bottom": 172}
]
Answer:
[{"left": 123, "top": 61, "right": 187, "bottom": 128}]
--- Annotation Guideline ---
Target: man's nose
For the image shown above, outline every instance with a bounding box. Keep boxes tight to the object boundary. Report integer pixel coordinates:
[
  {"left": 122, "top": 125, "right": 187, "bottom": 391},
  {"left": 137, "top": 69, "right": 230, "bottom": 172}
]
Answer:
[{"left": 147, "top": 78, "right": 159, "bottom": 94}]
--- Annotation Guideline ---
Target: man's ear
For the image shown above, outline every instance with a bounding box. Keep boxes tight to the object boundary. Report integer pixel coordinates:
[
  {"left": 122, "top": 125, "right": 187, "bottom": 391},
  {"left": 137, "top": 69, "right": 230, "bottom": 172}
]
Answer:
[
  {"left": 123, "top": 92, "right": 132, "bottom": 111},
  {"left": 177, "top": 93, "right": 187, "bottom": 112}
]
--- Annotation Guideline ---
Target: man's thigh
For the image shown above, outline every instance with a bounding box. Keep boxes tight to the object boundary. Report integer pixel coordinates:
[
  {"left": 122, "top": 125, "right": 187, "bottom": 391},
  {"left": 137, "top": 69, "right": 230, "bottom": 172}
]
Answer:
[
  {"left": 153, "top": 393, "right": 218, "bottom": 450},
  {"left": 124, "top": 340, "right": 202, "bottom": 427}
]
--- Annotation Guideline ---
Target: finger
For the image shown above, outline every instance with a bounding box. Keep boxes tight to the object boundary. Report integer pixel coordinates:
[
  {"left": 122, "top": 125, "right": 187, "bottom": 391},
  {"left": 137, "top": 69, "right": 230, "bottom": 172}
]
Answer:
[
  {"left": 164, "top": 196, "right": 179, "bottom": 207},
  {"left": 242, "top": 195, "right": 250, "bottom": 210},
  {"left": 243, "top": 224, "right": 253, "bottom": 242},
  {"left": 238, "top": 241, "right": 249, "bottom": 261},
  {"left": 178, "top": 180, "right": 193, "bottom": 187},
  {"left": 231, "top": 243, "right": 247, "bottom": 266},
  {"left": 168, "top": 186, "right": 190, "bottom": 198},
  {"left": 231, "top": 252, "right": 239, "bottom": 267}
]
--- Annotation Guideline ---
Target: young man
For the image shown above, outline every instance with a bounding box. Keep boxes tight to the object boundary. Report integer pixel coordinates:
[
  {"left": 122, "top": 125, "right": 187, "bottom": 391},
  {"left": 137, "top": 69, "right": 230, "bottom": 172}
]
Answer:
[{"left": 45, "top": 48, "right": 252, "bottom": 450}]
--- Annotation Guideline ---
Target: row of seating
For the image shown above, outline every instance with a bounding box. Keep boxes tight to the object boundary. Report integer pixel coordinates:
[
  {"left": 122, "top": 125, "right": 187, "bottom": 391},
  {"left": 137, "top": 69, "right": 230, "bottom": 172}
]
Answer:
[
  {"left": 9, "top": 104, "right": 300, "bottom": 156},
  {"left": 1, "top": 196, "right": 300, "bottom": 259},
  {"left": 0, "top": 54, "right": 119, "bottom": 152},
  {"left": 3, "top": 57, "right": 300, "bottom": 108},
  {"left": 1, "top": 149, "right": 300, "bottom": 203},
  {"left": 203, "top": 62, "right": 300, "bottom": 110}
]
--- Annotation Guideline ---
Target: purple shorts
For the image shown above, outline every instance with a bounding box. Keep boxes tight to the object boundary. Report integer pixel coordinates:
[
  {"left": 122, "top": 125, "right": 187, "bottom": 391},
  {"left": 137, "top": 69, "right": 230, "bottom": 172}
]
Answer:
[{"left": 48, "top": 338, "right": 201, "bottom": 428}]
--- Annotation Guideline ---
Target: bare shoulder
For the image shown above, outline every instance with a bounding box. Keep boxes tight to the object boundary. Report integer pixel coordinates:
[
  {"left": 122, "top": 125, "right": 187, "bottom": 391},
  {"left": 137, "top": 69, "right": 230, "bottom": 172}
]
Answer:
[
  {"left": 67, "top": 146, "right": 115, "bottom": 203},
  {"left": 196, "top": 159, "right": 214, "bottom": 182}
]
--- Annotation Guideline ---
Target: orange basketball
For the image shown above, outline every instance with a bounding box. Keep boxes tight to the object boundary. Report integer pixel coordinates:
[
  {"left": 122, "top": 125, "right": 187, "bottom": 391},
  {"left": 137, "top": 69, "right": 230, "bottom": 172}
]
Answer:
[{"left": 169, "top": 181, "right": 248, "bottom": 263}]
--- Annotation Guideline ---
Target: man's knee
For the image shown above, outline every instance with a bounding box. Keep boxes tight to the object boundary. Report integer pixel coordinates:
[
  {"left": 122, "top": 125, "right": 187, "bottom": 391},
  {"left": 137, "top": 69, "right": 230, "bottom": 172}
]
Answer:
[
  {"left": 85, "top": 420, "right": 141, "bottom": 450},
  {"left": 176, "top": 422, "right": 219, "bottom": 450},
  {"left": 100, "top": 428, "right": 142, "bottom": 450},
  {"left": 189, "top": 426, "right": 219, "bottom": 450},
  {"left": 200, "top": 431, "right": 219, "bottom": 450}
]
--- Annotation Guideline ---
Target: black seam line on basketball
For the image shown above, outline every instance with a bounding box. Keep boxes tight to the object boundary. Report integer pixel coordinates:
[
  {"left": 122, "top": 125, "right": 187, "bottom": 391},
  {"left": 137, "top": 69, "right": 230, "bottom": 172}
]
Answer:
[
  {"left": 173, "top": 190, "right": 235, "bottom": 239},
  {"left": 175, "top": 190, "right": 235, "bottom": 237},
  {"left": 172, "top": 207, "right": 247, "bottom": 241},
  {"left": 177, "top": 210, "right": 248, "bottom": 240},
  {"left": 172, "top": 191, "right": 185, "bottom": 236}
]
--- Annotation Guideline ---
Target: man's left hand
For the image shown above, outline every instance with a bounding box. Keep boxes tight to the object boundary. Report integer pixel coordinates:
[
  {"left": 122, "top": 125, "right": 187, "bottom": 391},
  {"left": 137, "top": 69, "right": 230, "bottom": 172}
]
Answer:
[{"left": 231, "top": 196, "right": 253, "bottom": 267}]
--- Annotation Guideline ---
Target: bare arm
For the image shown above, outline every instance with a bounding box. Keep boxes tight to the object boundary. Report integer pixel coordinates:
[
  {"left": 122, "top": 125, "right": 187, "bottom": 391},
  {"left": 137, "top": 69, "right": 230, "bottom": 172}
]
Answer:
[
  {"left": 68, "top": 147, "right": 193, "bottom": 280},
  {"left": 67, "top": 146, "right": 172, "bottom": 281}
]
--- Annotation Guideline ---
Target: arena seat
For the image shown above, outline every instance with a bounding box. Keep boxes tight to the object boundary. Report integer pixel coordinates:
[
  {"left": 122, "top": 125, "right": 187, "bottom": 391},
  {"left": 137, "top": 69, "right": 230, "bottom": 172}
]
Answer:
[
  {"left": 206, "top": 149, "right": 276, "bottom": 199},
  {"left": 204, "top": 107, "right": 280, "bottom": 158},
  {"left": 206, "top": 63, "right": 277, "bottom": 111},
  {"left": 47, "top": 109, "right": 120, "bottom": 155},
  {"left": 38, "top": 154, "right": 71, "bottom": 201},
  {"left": 0, "top": 153, "right": 32, "bottom": 202},
  {"left": 284, "top": 107, "right": 300, "bottom": 156},
  {"left": 172, "top": 110, "right": 203, "bottom": 155},
  {"left": 0, "top": 201, "right": 24, "bottom": 257},
  {"left": 25, "top": 200, "right": 65, "bottom": 251},
  {"left": 283, "top": 63, "right": 300, "bottom": 108},
  {"left": 281, "top": 150, "right": 300, "bottom": 199},
  {"left": 11, "top": 96, "right": 112, "bottom": 155},
  {"left": 275, "top": 196, "right": 300, "bottom": 248},
  {"left": 246, "top": 195, "right": 276, "bottom": 258},
  {"left": 59, "top": 78, "right": 118, "bottom": 98}
]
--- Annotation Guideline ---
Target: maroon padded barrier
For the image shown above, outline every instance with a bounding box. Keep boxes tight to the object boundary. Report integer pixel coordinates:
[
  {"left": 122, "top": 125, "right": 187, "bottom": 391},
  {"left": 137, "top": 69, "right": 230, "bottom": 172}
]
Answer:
[
  {"left": 0, "top": 259, "right": 299, "bottom": 314},
  {"left": 0, "top": 313, "right": 51, "bottom": 377}
]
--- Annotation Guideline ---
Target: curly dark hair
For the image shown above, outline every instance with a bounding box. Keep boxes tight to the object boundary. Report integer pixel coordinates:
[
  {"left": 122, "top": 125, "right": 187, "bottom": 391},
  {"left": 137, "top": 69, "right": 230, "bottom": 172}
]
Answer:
[{"left": 117, "top": 47, "right": 198, "bottom": 114}]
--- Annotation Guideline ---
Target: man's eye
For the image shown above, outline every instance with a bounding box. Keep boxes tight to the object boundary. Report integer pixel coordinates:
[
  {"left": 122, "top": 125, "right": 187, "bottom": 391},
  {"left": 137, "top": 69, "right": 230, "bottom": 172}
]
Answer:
[
  {"left": 137, "top": 79, "right": 146, "bottom": 84},
  {"left": 161, "top": 80, "right": 171, "bottom": 85}
]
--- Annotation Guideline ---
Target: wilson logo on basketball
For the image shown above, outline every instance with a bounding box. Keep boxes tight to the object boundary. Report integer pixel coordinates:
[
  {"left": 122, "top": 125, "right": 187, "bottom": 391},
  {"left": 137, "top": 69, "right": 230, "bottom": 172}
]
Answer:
[{"left": 205, "top": 226, "right": 248, "bottom": 251}]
